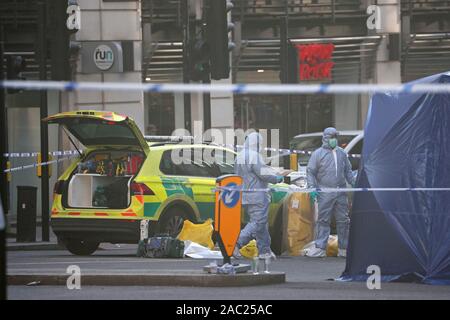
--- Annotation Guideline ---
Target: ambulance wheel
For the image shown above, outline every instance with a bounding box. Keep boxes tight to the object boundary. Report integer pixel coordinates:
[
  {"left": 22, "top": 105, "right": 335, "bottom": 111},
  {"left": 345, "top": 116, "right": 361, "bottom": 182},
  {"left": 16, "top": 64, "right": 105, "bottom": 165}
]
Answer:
[
  {"left": 159, "top": 207, "right": 190, "bottom": 238},
  {"left": 65, "top": 239, "right": 99, "bottom": 256},
  {"left": 270, "top": 209, "right": 283, "bottom": 256}
]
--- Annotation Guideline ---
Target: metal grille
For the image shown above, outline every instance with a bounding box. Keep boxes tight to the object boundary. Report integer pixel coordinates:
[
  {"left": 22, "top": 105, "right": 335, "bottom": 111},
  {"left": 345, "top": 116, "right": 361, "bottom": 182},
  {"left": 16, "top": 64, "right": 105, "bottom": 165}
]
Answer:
[
  {"left": 144, "top": 36, "right": 381, "bottom": 83},
  {"left": 402, "top": 33, "right": 450, "bottom": 81},
  {"left": 0, "top": 0, "right": 37, "bottom": 27}
]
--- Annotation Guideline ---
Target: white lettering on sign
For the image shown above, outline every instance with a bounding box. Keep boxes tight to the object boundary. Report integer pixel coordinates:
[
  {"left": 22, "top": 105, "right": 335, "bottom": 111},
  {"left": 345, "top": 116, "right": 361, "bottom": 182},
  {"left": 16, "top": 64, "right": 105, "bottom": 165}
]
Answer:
[
  {"left": 366, "top": 5, "right": 381, "bottom": 31},
  {"left": 66, "top": 5, "right": 81, "bottom": 31}
]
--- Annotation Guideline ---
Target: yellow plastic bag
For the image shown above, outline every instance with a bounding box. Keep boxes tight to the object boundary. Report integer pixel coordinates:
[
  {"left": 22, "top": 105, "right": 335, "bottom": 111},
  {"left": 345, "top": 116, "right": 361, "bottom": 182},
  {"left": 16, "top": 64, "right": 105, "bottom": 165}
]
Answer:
[
  {"left": 239, "top": 240, "right": 258, "bottom": 259},
  {"left": 177, "top": 218, "right": 214, "bottom": 249},
  {"left": 326, "top": 235, "right": 338, "bottom": 257},
  {"left": 286, "top": 192, "right": 315, "bottom": 256}
]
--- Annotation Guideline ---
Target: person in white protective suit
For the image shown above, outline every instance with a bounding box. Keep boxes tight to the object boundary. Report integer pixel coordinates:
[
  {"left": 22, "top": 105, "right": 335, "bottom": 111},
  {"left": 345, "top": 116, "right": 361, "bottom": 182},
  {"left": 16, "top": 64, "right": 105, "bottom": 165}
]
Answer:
[
  {"left": 233, "top": 132, "right": 284, "bottom": 260},
  {"left": 306, "top": 127, "right": 355, "bottom": 258}
]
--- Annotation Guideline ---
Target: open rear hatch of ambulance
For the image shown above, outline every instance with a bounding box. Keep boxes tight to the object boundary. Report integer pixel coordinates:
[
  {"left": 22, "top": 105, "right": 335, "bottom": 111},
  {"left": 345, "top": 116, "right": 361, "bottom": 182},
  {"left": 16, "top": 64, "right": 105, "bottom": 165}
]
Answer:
[
  {"left": 44, "top": 110, "right": 149, "bottom": 209},
  {"left": 43, "top": 110, "right": 149, "bottom": 152}
]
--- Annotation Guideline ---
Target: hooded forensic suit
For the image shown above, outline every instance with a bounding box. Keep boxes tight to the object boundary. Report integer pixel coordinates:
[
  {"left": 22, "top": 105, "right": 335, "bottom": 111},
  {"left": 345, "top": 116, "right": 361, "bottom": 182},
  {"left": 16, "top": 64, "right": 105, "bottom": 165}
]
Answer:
[
  {"left": 306, "top": 127, "right": 355, "bottom": 251},
  {"left": 234, "top": 132, "right": 281, "bottom": 256}
]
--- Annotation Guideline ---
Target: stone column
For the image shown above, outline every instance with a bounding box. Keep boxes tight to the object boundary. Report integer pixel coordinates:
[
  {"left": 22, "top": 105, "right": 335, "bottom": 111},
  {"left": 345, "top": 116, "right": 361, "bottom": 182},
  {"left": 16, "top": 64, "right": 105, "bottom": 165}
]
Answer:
[
  {"left": 64, "top": 0, "right": 144, "bottom": 131},
  {"left": 348, "top": 0, "right": 402, "bottom": 129},
  {"left": 374, "top": 0, "right": 401, "bottom": 84},
  {"left": 210, "top": 78, "right": 234, "bottom": 133}
]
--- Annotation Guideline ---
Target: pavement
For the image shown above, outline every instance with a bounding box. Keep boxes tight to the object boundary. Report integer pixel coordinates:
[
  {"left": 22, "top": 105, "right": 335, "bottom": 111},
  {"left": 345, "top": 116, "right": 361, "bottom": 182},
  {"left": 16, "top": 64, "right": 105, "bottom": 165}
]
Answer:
[
  {"left": 7, "top": 239, "right": 63, "bottom": 251},
  {"left": 5, "top": 222, "right": 62, "bottom": 251},
  {"left": 7, "top": 244, "right": 285, "bottom": 288},
  {"left": 6, "top": 245, "right": 450, "bottom": 300}
]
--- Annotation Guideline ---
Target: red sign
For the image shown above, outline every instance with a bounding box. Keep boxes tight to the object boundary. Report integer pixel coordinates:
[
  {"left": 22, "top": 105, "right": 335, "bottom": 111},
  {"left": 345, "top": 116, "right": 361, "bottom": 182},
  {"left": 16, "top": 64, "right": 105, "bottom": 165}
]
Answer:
[{"left": 296, "top": 43, "right": 335, "bottom": 80}]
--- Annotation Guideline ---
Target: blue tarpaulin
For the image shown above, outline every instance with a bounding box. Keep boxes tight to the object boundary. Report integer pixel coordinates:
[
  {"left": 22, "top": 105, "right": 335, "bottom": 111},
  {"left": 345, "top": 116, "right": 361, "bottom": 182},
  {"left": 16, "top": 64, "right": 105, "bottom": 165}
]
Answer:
[{"left": 340, "top": 72, "right": 450, "bottom": 285}]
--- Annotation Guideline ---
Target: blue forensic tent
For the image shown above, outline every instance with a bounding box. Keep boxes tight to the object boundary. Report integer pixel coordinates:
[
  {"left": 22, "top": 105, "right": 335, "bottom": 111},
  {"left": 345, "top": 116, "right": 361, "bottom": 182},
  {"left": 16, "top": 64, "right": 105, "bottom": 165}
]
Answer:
[{"left": 340, "top": 72, "right": 450, "bottom": 285}]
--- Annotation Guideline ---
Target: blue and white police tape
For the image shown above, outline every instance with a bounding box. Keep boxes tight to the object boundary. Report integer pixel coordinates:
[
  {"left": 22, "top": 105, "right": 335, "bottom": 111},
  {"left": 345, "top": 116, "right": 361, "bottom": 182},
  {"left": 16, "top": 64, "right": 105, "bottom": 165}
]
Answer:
[
  {"left": 4, "top": 154, "right": 78, "bottom": 173},
  {"left": 3, "top": 150, "right": 82, "bottom": 158},
  {"left": 1, "top": 80, "right": 450, "bottom": 95},
  {"left": 215, "top": 186, "right": 450, "bottom": 193},
  {"left": 219, "top": 144, "right": 361, "bottom": 158}
]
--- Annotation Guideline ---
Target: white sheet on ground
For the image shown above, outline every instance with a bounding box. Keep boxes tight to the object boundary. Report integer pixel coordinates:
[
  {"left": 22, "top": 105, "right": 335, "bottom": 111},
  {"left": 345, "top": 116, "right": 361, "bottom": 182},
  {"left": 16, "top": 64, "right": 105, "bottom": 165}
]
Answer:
[{"left": 183, "top": 240, "right": 223, "bottom": 259}]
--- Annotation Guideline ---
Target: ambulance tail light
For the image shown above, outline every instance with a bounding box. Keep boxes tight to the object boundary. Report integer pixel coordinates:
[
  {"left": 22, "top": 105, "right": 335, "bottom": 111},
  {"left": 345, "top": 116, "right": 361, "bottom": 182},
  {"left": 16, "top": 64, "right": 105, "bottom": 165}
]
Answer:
[
  {"left": 131, "top": 182, "right": 155, "bottom": 196},
  {"left": 53, "top": 180, "right": 65, "bottom": 195}
]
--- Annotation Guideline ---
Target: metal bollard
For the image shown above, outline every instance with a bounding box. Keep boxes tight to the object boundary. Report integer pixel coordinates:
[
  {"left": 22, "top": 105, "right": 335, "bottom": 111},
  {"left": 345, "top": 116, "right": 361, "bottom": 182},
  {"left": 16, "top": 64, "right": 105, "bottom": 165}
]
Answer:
[
  {"left": 140, "top": 219, "right": 149, "bottom": 241},
  {"left": 252, "top": 257, "right": 259, "bottom": 274},
  {"left": 264, "top": 256, "right": 271, "bottom": 274},
  {"left": 137, "top": 220, "right": 149, "bottom": 257}
]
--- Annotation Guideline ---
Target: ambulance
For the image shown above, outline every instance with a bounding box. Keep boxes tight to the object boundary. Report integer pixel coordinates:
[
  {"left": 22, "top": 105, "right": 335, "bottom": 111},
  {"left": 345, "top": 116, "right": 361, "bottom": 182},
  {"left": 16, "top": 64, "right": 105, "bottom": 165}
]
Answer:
[{"left": 45, "top": 110, "right": 289, "bottom": 255}]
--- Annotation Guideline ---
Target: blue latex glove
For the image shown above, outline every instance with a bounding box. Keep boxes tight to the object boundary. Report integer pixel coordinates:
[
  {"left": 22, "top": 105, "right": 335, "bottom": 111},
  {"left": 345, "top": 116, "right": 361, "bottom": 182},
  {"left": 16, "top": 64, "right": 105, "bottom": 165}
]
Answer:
[
  {"left": 276, "top": 175, "right": 284, "bottom": 183},
  {"left": 309, "top": 191, "right": 319, "bottom": 205}
]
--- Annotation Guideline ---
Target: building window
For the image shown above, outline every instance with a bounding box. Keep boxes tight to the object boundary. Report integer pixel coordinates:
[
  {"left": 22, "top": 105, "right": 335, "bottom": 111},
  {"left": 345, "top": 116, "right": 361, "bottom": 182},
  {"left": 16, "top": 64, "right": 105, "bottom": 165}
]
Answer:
[{"left": 234, "top": 94, "right": 332, "bottom": 136}]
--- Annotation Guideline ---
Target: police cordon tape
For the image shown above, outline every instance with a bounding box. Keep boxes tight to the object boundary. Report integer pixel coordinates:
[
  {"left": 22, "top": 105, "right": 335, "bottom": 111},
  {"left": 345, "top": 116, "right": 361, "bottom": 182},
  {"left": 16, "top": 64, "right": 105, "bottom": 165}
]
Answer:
[
  {"left": 1, "top": 80, "right": 450, "bottom": 95},
  {"left": 3, "top": 150, "right": 82, "bottom": 158},
  {"left": 220, "top": 144, "right": 361, "bottom": 158},
  {"left": 3, "top": 144, "right": 361, "bottom": 159},
  {"left": 215, "top": 186, "right": 450, "bottom": 193},
  {"left": 4, "top": 154, "right": 78, "bottom": 173},
  {"left": 2, "top": 144, "right": 358, "bottom": 174},
  {"left": 5, "top": 154, "right": 450, "bottom": 193}
]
